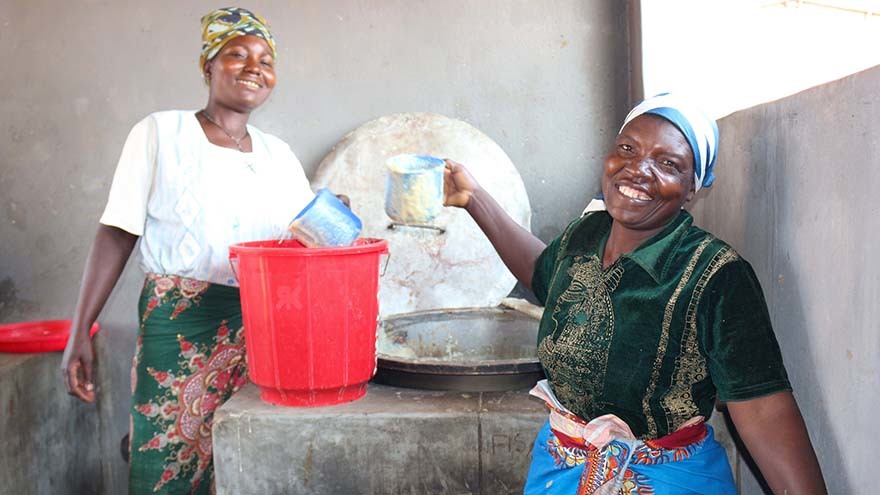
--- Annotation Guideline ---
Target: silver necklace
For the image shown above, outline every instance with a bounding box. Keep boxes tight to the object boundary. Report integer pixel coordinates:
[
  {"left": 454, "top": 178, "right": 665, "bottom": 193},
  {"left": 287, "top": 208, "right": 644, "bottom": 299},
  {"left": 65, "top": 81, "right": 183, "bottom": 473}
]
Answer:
[{"left": 200, "top": 110, "right": 255, "bottom": 172}]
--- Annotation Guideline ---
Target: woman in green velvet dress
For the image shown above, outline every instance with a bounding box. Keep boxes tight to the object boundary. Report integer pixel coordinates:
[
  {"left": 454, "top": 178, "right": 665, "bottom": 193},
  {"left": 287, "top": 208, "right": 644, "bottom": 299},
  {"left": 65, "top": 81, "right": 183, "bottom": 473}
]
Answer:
[{"left": 444, "top": 93, "right": 827, "bottom": 494}]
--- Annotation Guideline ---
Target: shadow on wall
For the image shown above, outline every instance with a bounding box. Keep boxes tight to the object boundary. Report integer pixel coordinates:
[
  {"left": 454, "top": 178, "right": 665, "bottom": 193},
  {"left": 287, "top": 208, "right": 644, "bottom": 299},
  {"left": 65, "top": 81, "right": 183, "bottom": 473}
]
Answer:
[{"left": 0, "top": 277, "right": 40, "bottom": 321}]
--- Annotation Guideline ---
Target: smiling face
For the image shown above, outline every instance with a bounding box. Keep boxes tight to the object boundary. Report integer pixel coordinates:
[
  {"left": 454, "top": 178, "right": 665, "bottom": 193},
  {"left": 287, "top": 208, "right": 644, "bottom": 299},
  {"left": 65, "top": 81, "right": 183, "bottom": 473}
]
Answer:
[
  {"left": 203, "top": 34, "right": 276, "bottom": 113},
  {"left": 602, "top": 113, "right": 696, "bottom": 235}
]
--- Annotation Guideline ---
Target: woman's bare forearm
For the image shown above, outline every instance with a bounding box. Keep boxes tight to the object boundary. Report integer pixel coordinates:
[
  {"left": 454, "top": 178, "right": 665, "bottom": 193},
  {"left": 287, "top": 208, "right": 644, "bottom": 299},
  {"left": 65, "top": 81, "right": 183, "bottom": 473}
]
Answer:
[
  {"left": 727, "top": 391, "right": 827, "bottom": 494},
  {"left": 465, "top": 187, "right": 545, "bottom": 290},
  {"left": 69, "top": 224, "right": 139, "bottom": 335}
]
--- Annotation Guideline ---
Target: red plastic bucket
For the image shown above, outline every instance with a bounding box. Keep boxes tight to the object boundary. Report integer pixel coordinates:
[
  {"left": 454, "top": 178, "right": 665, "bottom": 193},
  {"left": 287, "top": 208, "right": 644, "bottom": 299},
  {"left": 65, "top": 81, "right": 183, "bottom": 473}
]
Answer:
[{"left": 229, "top": 238, "right": 388, "bottom": 407}]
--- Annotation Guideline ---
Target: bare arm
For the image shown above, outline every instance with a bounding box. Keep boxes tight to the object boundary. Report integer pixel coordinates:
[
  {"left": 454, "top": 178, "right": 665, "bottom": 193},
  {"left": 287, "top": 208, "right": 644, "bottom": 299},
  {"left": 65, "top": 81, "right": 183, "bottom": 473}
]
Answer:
[
  {"left": 443, "top": 159, "right": 546, "bottom": 289},
  {"left": 61, "top": 224, "right": 138, "bottom": 403},
  {"left": 727, "top": 391, "right": 827, "bottom": 494}
]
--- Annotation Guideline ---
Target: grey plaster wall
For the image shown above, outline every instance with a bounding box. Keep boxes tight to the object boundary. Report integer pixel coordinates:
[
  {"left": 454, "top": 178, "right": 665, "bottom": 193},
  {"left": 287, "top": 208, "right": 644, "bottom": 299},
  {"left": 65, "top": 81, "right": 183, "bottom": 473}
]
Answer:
[
  {"left": 0, "top": 1, "right": 632, "bottom": 494},
  {"left": 689, "top": 64, "right": 880, "bottom": 494}
]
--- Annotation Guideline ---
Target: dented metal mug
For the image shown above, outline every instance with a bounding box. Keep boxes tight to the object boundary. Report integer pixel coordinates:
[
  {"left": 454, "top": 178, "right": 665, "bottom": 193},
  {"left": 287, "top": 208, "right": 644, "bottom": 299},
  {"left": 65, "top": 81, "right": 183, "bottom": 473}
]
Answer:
[
  {"left": 384, "top": 154, "right": 445, "bottom": 225},
  {"left": 287, "top": 188, "right": 362, "bottom": 247}
]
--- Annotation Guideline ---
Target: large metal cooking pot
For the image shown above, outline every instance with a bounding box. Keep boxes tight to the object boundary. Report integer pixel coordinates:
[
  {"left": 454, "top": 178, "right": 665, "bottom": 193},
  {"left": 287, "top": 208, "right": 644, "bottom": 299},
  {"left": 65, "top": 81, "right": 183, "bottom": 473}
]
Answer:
[{"left": 374, "top": 307, "right": 544, "bottom": 391}]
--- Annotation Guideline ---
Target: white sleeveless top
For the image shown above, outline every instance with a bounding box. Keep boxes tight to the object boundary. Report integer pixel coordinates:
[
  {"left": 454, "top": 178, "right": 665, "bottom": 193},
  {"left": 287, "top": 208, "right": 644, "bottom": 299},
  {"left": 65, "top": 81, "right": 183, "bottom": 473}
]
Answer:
[{"left": 100, "top": 110, "right": 315, "bottom": 286}]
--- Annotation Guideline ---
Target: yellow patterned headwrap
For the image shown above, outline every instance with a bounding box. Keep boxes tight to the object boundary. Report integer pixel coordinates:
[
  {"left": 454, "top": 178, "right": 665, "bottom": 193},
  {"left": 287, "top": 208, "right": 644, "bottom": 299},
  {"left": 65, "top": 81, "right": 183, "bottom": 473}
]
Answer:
[{"left": 199, "top": 7, "right": 276, "bottom": 75}]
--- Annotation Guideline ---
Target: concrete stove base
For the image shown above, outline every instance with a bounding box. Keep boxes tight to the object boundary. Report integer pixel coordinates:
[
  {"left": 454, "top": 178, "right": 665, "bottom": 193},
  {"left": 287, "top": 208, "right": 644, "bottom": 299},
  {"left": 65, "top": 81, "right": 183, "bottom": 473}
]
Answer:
[{"left": 213, "top": 382, "right": 547, "bottom": 495}]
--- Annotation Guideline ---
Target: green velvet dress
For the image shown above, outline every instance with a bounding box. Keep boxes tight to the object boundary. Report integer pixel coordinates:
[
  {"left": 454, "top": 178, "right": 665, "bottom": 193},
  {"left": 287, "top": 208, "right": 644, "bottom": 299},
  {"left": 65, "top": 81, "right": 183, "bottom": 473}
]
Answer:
[{"left": 532, "top": 210, "right": 791, "bottom": 439}]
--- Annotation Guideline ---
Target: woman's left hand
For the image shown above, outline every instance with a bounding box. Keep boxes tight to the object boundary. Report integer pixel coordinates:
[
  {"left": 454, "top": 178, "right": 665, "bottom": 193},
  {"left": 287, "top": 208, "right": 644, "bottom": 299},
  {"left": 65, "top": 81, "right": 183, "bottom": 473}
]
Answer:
[{"left": 727, "top": 391, "right": 827, "bottom": 494}]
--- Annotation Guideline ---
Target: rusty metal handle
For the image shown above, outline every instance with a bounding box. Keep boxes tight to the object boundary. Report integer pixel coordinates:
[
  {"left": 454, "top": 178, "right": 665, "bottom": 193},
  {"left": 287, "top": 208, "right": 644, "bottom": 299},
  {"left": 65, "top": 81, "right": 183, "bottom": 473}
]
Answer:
[
  {"left": 228, "top": 253, "right": 240, "bottom": 282},
  {"left": 380, "top": 252, "right": 392, "bottom": 277}
]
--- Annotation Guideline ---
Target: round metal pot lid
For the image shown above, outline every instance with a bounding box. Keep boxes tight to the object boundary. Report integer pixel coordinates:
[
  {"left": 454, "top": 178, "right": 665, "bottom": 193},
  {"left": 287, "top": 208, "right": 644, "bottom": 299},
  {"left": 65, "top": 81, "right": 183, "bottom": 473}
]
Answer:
[{"left": 313, "top": 113, "right": 531, "bottom": 316}]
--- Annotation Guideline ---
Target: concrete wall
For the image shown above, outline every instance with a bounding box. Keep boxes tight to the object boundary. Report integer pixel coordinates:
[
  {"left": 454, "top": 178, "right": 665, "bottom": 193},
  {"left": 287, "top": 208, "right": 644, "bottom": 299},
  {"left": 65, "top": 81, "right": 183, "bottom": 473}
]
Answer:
[
  {"left": 0, "top": 353, "right": 102, "bottom": 494},
  {"left": 0, "top": 1, "right": 633, "bottom": 494},
  {"left": 690, "top": 64, "right": 880, "bottom": 494},
  {"left": 213, "top": 384, "right": 547, "bottom": 495}
]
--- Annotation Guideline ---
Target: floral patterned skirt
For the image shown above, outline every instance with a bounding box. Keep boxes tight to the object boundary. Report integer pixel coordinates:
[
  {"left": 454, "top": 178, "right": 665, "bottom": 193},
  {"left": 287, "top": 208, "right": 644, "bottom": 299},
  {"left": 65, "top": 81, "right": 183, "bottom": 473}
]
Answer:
[{"left": 129, "top": 274, "right": 248, "bottom": 495}]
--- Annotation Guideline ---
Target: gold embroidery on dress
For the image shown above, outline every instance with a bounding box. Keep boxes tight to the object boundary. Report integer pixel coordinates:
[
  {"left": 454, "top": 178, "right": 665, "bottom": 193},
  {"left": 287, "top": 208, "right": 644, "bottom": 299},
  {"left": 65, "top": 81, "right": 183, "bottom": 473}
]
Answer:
[
  {"left": 538, "top": 255, "right": 622, "bottom": 417},
  {"left": 660, "top": 247, "right": 740, "bottom": 430},
  {"left": 641, "top": 236, "right": 714, "bottom": 438}
]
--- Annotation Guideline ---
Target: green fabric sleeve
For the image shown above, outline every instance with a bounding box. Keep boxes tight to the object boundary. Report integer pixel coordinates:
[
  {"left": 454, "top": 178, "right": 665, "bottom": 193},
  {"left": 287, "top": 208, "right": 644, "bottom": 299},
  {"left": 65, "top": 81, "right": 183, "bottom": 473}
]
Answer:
[
  {"left": 700, "top": 258, "right": 792, "bottom": 402},
  {"left": 531, "top": 234, "right": 564, "bottom": 306}
]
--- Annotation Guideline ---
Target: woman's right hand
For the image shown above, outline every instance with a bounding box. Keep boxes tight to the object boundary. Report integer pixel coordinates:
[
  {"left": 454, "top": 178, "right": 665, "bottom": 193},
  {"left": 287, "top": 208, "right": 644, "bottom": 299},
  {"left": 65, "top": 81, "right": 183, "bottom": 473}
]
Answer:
[
  {"left": 443, "top": 159, "right": 480, "bottom": 208},
  {"left": 59, "top": 224, "right": 138, "bottom": 404},
  {"left": 61, "top": 325, "right": 97, "bottom": 403},
  {"left": 441, "top": 157, "right": 546, "bottom": 290}
]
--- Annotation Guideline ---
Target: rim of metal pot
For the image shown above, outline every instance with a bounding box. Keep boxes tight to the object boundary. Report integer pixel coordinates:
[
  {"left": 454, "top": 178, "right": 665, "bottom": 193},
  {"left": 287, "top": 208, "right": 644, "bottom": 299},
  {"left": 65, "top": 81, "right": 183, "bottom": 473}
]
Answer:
[{"left": 377, "top": 306, "right": 542, "bottom": 375}]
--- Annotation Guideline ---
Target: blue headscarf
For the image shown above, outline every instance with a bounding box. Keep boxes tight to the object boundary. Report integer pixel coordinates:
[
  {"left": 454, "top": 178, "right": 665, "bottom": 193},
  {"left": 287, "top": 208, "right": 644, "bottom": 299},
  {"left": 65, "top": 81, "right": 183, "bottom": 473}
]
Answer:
[
  {"left": 622, "top": 93, "right": 719, "bottom": 192},
  {"left": 582, "top": 93, "right": 719, "bottom": 215}
]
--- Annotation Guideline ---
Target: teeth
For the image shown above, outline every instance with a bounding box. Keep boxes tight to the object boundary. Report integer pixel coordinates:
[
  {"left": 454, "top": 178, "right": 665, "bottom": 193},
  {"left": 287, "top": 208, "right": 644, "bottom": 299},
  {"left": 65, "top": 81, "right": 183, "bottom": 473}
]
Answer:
[
  {"left": 618, "top": 185, "right": 651, "bottom": 201},
  {"left": 237, "top": 80, "right": 260, "bottom": 89}
]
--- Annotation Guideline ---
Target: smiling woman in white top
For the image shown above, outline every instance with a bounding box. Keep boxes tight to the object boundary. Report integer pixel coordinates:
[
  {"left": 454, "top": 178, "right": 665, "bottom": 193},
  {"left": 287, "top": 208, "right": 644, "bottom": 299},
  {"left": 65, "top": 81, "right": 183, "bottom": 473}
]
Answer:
[{"left": 61, "top": 8, "right": 314, "bottom": 494}]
